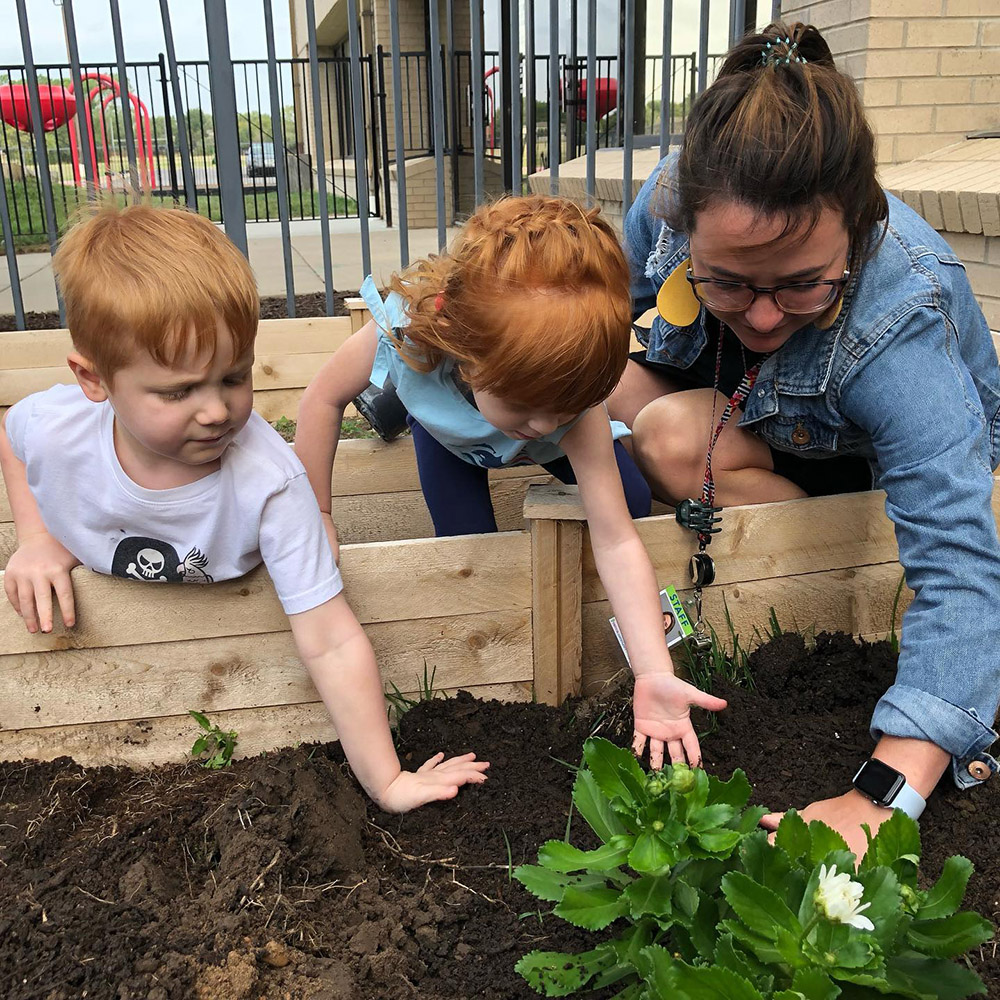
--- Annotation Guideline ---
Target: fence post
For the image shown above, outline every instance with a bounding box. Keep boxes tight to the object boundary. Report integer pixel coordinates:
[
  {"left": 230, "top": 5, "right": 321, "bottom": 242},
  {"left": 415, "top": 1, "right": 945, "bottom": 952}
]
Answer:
[
  {"left": 526, "top": 484, "right": 586, "bottom": 706},
  {"left": 203, "top": 0, "right": 248, "bottom": 256}
]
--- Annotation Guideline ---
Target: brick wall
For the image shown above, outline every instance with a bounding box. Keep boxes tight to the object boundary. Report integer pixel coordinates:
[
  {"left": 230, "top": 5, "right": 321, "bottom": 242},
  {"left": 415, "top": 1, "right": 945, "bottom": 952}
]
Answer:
[{"left": 780, "top": 0, "right": 1000, "bottom": 165}]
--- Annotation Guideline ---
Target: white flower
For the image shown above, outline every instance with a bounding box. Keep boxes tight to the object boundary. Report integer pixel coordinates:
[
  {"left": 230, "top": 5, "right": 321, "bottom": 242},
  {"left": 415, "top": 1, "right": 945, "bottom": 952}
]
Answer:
[{"left": 814, "top": 864, "right": 875, "bottom": 931}]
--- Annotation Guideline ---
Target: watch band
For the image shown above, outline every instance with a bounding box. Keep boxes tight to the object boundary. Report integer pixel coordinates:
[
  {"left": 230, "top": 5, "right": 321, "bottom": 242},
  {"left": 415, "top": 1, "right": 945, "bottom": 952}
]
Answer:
[{"left": 888, "top": 780, "right": 926, "bottom": 820}]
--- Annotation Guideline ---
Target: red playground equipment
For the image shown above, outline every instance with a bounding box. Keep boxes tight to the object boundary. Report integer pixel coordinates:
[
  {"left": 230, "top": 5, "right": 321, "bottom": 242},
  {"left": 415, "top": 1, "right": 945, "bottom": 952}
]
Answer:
[{"left": 0, "top": 74, "right": 157, "bottom": 189}]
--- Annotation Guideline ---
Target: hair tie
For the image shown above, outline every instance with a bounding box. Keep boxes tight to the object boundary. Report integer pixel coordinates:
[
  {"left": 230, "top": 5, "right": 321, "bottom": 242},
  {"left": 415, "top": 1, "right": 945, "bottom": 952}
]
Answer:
[{"left": 434, "top": 291, "right": 445, "bottom": 312}]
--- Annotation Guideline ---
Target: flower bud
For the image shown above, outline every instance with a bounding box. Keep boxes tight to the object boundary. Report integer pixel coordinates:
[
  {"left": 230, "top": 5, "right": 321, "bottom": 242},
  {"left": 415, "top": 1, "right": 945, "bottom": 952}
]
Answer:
[{"left": 669, "top": 764, "right": 696, "bottom": 794}]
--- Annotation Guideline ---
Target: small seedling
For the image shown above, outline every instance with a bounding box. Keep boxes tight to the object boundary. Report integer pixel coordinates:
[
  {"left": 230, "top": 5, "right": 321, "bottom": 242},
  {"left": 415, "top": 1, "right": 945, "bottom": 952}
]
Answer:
[
  {"left": 271, "top": 415, "right": 296, "bottom": 442},
  {"left": 188, "top": 710, "right": 238, "bottom": 769},
  {"left": 384, "top": 663, "right": 440, "bottom": 725}
]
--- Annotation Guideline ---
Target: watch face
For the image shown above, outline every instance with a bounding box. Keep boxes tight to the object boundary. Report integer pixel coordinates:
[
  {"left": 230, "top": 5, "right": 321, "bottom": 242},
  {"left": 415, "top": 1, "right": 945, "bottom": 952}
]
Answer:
[{"left": 854, "top": 758, "right": 904, "bottom": 804}]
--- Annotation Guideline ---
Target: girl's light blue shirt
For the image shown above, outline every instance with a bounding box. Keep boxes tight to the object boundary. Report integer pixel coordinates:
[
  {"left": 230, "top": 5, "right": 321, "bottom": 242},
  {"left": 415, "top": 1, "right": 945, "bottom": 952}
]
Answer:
[{"left": 361, "top": 276, "right": 630, "bottom": 470}]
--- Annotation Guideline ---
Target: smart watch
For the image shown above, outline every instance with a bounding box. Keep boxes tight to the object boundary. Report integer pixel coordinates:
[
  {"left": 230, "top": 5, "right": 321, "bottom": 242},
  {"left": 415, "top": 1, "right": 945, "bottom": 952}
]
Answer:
[{"left": 852, "top": 758, "right": 926, "bottom": 820}]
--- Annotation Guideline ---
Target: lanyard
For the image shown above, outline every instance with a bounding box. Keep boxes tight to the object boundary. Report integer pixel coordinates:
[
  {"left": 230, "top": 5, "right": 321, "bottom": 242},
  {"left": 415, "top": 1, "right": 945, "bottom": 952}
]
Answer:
[
  {"left": 685, "top": 327, "right": 766, "bottom": 642},
  {"left": 698, "top": 328, "right": 764, "bottom": 534}
]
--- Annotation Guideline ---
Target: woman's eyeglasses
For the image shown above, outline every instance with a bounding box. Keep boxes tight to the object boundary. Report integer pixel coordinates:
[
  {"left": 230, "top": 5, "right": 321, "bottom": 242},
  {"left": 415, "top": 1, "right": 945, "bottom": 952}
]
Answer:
[{"left": 686, "top": 267, "right": 850, "bottom": 315}]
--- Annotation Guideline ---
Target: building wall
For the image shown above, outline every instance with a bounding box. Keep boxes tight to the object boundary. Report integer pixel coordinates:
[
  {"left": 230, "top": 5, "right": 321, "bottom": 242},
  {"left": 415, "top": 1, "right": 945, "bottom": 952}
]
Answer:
[{"left": 780, "top": 0, "right": 1000, "bottom": 165}]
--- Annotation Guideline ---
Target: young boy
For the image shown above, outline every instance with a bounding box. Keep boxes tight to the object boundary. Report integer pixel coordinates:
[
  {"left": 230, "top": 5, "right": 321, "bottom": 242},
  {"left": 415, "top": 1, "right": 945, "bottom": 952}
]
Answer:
[{"left": 0, "top": 203, "right": 487, "bottom": 812}]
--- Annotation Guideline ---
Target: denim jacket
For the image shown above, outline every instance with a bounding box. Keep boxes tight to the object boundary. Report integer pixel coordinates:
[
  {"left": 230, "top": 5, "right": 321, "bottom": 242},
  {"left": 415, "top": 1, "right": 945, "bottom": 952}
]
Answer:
[{"left": 625, "top": 155, "right": 1000, "bottom": 790}]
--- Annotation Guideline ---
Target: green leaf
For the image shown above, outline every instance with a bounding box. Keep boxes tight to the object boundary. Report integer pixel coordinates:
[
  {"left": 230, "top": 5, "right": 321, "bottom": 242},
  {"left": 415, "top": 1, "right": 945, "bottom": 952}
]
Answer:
[
  {"left": 775, "top": 811, "right": 811, "bottom": 865},
  {"left": 722, "top": 872, "right": 802, "bottom": 942},
  {"left": 553, "top": 885, "right": 627, "bottom": 930},
  {"left": 827, "top": 937, "right": 876, "bottom": 970},
  {"left": 809, "top": 820, "right": 851, "bottom": 866},
  {"left": 696, "top": 828, "right": 742, "bottom": 854},
  {"left": 688, "top": 803, "right": 736, "bottom": 832},
  {"left": 790, "top": 968, "right": 841, "bottom": 999},
  {"left": 515, "top": 947, "right": 617, "bottom": 996},
  {"left": 641, "top": 948, "right": 767, "bottom": 1000},
  {"left": 740, "top": 831, "right": 792, "bottom": 891},
  {"left": 191, "top": 736, "right": 209, "bottom": 755},
  {"left": 513, "top": 865, "right": 611, "bottom": 903},
  {"left": 623, "top": 875, "right": 672, "bottom": 919},
  {"left": 584, "top": 738, "right": 646, "bottom": 807},
  {"left": 708, "top": 768, "right": 752, "bottom": 810},
  {"left": 857, "top": 865, "right": 904, "bottom": 952},
  {"left": 885, "top": 951, "right": 988, "bottom": 999},
  {"left": 907, "top": 912, "right": 994, "bottom": 958},
  {"left": 690, "top": 891, "right": 721, "bottom": 961},
  {"left": 188, "top": 709, "right": 212, "bottom": 731},
  {"left": 718, "top": 918, "right": 788, "bottom": 966},
  {"left": 572, "top": 768, "right": 629, "bottom": 842},
  {"left": 861, "top": 810, "right": 920, "bottom": 883},
  {"left": 537, "top": 836, "right": 633, "bottom": 873},
  {"left": 919, "top": 856, "right": 974, "bottom": 920},
  {"left": 628, "top": 830, "right": 675, "bottom": 874},
  {"left": 713, "top": 933, "right": 761, "bottom": 982},
  {"left": 736, "top": 805, "right": 769, "bottom": 834}
]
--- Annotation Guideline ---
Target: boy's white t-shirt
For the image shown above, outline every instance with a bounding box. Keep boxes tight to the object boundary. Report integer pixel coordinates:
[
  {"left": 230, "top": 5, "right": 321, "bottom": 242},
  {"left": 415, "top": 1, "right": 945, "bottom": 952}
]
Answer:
[{"left": 4, "top": 384, "right": 342, "bottom": 616}]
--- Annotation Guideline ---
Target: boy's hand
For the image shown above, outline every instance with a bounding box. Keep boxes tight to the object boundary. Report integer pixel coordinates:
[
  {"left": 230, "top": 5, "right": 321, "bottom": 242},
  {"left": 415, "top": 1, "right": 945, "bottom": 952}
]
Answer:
[
  {"left": 3, "top": 532, "right": 81, "bottom": 634},
  {"left": 374, "top": 751, "right": 490, "bottom": 813},
  {"left": 320, "top": 512, "right": 341, "bottom": 565},
  {"left": 631, "top": 672, "right": 727, "bottom": 770}
]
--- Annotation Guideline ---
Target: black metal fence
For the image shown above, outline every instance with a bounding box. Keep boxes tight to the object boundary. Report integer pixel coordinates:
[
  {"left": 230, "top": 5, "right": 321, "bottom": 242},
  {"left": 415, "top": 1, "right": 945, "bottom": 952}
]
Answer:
[{"left": 2, "top": 47, "right": 723, "bottom": 242}]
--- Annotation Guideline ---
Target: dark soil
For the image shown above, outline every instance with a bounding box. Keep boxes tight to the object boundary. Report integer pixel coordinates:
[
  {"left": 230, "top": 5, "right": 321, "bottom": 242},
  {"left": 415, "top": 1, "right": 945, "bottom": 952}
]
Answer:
[
  {"left": 0, "top": 293, "right": 356, "bottom": 332},
  {"left": 1, "top": 633, "right": 997, "bottom": 1000}
]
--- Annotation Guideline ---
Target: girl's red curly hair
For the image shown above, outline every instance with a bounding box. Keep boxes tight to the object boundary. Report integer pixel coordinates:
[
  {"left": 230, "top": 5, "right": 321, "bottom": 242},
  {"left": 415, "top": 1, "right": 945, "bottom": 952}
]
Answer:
[{"left": 386, "top": 195, "right": 631, "bottom": 414}]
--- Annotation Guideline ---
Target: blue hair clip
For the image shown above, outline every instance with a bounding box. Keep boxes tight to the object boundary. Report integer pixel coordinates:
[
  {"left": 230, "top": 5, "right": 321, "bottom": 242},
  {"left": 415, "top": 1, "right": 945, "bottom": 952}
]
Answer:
[{"left": 760, "top": 37, "right": 807, "bottom": 67}]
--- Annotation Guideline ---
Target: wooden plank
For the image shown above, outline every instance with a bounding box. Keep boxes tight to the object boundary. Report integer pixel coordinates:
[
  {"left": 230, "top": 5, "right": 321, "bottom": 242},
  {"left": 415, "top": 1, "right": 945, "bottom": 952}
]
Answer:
[
  {"left": 531, "top": 518, "right": 584, "bottom": 705},
  {"left": 0, "top": 608, "right": 532, "bottom": 731},
  {"left": 252, "top": 387, "right": 357, "bottom": 422},
  {"left": 0, "top": 317, "right": 353, "bottom": 370},
  {"left": 581, "top": 491, "right": 896, "bottom": 603},
  {"left": 346, "top": 298, "right": 372, "bottom": 334},
  {"left": 331, "top": 475, "right": 551, "bottom": 543},
  {"left": 329, "top": 436, "right": 545, "bottom": 496},
  {"left": 0, "top": 680, "right": 533, "bottom": 767},
  {"left": 0, "top": 530, "right": 532, "bottom": 655},
  {"left": 580, "top": 561, "right": 911, "bottom": 692}
]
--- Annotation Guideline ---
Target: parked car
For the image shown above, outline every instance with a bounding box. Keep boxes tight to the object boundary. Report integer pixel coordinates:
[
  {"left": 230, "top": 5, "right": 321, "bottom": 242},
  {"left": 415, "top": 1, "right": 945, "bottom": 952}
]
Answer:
[{"left": 245, "top": 141, "right": 275, "bottom": 178}]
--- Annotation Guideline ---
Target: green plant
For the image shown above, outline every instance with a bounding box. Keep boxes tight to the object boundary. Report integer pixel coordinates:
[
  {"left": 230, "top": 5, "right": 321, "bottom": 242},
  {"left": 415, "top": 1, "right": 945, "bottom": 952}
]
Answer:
[
  {"left": 272, "top": 416, "right": 296, "bottom": 442},
  {"left": 384, "top": 663, "right": 439, "bottom": 725},
  {"left": 188, "top": 710, "right": 238, "bottom": 769},
  {"left": 514, "top": 737, "right": 991, "bottom": 999}
]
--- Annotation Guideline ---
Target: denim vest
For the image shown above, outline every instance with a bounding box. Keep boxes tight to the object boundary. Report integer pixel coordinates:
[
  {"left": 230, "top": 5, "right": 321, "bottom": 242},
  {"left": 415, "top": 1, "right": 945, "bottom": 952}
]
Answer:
[{"left": 625, "top": 155, "right": 1000, "bottom": 789}]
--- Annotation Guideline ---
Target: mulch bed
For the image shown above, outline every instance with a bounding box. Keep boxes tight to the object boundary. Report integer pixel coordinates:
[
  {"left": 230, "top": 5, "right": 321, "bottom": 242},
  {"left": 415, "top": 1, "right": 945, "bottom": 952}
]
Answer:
[
  {"left": 0, "top": 293, "right": 356, "bottom": 332},
  {"left": 1, "top": 632, "right": 996, "bottom": 999}
]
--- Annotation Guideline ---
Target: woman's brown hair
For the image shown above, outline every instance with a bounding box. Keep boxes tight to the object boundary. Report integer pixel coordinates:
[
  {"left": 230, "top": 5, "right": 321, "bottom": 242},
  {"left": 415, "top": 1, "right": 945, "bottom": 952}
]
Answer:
[
  {"left": 666, "top": 22, "right": 888, "bottom": 269},
  {"left": 385, "top": 195, "right": 632, "bottom": 414}
]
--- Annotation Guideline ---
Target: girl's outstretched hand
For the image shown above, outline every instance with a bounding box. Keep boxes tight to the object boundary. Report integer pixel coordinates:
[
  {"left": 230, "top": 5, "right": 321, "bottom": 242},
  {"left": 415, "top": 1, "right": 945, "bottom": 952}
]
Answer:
[
  {"left": 375, "top": 751, "right": 490, "bottom": 813},
  {"left": 631, "top": 672, "right": 727, "bottom": 770}
]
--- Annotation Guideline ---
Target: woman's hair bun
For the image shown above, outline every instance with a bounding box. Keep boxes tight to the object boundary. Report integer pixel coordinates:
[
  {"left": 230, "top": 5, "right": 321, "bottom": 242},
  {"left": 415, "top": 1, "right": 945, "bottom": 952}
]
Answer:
[{"left": 718, "top": 21, "right": 835, "bottom": 78}]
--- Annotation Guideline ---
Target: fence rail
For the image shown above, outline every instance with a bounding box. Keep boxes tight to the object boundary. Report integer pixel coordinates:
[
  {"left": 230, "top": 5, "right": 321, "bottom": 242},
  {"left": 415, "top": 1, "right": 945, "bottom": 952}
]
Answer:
[{"left": 1, "top": 0, "right": 746, "bottom": 326}]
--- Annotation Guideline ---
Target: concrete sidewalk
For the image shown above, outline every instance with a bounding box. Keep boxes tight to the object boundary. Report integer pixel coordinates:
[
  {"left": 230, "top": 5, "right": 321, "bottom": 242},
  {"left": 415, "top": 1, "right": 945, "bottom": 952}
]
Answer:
[{"left": 1, "top": 218, "right": 459, "bottom": 317}]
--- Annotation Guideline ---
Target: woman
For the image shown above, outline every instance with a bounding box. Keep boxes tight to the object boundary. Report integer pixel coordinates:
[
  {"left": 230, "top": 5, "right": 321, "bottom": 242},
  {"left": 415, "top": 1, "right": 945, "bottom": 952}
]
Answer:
[{"left": 612, "top": 22, "right": 1000, "bottom": 857}]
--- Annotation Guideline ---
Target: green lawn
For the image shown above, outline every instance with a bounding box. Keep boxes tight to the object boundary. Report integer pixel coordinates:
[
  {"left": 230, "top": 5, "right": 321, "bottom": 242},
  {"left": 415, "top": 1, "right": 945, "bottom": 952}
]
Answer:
[{"left": 3, "top": 178, "right": 358, "bottom": 253}]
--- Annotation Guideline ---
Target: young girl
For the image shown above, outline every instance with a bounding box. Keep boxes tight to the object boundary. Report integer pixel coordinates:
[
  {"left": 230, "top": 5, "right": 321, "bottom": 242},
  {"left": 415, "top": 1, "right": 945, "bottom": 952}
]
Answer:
[{"left": 296, "top": 196, "right": 727, "bottom": 769}]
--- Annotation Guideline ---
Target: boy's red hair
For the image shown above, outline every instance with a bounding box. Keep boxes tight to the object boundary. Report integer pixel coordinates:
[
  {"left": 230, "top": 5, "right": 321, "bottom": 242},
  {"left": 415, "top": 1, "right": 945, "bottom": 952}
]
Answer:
[
  {"left": 386, "top": 196, "right": 631, "bottom": 414},
  {"left": 53, "top": 202, "right": 259, "bottom": 378}
]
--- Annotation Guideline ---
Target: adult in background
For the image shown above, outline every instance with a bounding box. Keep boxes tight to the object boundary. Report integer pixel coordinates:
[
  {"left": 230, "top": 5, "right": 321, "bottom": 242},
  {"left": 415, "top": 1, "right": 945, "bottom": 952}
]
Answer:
[{"left": 610, "top": 21, "right": 1000, "bottom": 856}]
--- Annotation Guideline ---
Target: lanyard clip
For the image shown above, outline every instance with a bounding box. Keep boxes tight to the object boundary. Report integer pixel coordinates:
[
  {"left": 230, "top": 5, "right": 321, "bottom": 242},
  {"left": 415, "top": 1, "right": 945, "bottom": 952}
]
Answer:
[{"left": 675, "top": 498, "right": 723, "bottom": 541}]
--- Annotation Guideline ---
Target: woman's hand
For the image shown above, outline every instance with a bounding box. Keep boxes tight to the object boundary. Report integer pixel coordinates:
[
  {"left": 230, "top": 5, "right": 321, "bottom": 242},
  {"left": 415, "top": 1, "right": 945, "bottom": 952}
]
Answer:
[
  {"left": 631, "top": 671, "right": 728, "bottom": 769},
  {"left": 760, "top": 790, "right": 895, "bottom": 866}
]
